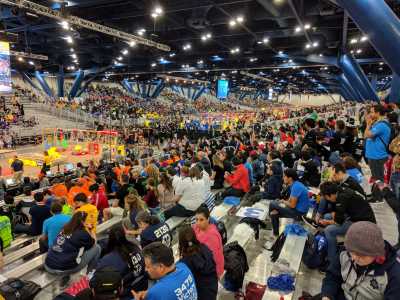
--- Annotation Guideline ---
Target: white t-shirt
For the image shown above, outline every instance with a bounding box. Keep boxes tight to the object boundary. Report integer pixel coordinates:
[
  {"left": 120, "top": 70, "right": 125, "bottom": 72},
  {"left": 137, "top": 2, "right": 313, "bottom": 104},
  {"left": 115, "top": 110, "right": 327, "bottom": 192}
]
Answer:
[
  {"left": 172, "top": 175, "right": 182, "bottom": 192},
  {"left": 175, "top": 177, "right": 205, "bottom": 211}
]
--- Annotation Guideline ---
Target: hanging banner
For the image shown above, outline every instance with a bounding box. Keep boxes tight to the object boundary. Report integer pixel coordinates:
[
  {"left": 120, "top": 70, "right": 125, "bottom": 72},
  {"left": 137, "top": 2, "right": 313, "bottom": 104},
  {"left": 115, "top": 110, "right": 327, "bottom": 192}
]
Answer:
[{"left": 0, "top": 41, "right": 11, "bottom": 94}]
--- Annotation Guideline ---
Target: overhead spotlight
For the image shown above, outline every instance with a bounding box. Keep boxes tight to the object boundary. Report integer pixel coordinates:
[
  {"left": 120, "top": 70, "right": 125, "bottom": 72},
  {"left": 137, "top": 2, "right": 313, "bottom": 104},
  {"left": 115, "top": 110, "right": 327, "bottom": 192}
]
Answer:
[
  {"left": 206, "top": 33, "right": 212, "bottom": 39},
  {"left": 236, "top": 16, "right": 244, "bottom": 23},
  {"left": 198, "top": 60, "right": 204, "bottom": 64},
  {"left": 356, "top": 49, "right": 362, "bottom": 54},
  {"left": 350, "top": 50, "right": 355, "bottom": 54},
  {"left": 17, "top": 57, "right": 23, "bottom": 62},
  {"left": 278, "top": 51, "right": 283, "bottom": 55},
  {"left": 70, "top": 48, "right": 74, "bottom": 52},
  {"left": 28, "top": 61, "right": 34, "bottom": 65},
  {"left": 289, "top": 59, "right": 293, "bottom": 63},
  {"left": 117, "top": 56, "right": 123, "bottom": 61},
  {"left": 379, "top": 62, "right": 384, "bottom": 65},
  {"left": 137, "top": 28, "right": 146, "bottom": 36},
  {"left": 304, "top": 23, "right": 311, "bottom": 30},
  {"left": 152, "top": 6, "right": 163, "bottom": 18},
  {"left": 183, "top": 43, "right": 191, "bottom": 50},
  {"left": 319, "top": 53, "right": 323, "bottom": 57},
  {"left": 65, "top": 36, "right": 73, "bottom": 44},
  {"left": 60, "top": 20, "right": 69, "bottom": 30},
  {"left": 129, "top": 41, "right": 136, "bottom": 47},
  {"left": 263, "top": 37, "right": 270, "bottom": 44},
  {"left": 379, "top": 67, "right": 383, "bottom": 71},
  {"left": 257, "top": 41, "right": 263, "bottom": 45},
  {"left": 181, "top": 64, "right": 185, "bottom": 68},
  {"left": 151, "top": 63, "right": 157, "bottom": 67},
  {"left": 230, "top": 47, "right": 240, "bottom": 54},
  {"left": 305, "top": 43, "right": 311, "bottom": 49},
  {"left": 312, "top": 42, "right": 319, "bottom": 47},
  {"left": 360, "top": 36, "right": 368, "bottom": 42},
  {"left": 169, "top": 52, "right": 176, "bottom": 57},
  {"left": 350, "top": 38, "right": 358, "bottom": 44},
  {"left": 122, "top": 49, "right": 129, "bottom": 55},
  {"left": 229, "top": 19, "right": 237, "bottom": 27},
  {"left": 323, "top": 67, "right": 328, "bottom": 70},
  {"left": 295, "top": 26, "right": 302, "bottom": 33}
]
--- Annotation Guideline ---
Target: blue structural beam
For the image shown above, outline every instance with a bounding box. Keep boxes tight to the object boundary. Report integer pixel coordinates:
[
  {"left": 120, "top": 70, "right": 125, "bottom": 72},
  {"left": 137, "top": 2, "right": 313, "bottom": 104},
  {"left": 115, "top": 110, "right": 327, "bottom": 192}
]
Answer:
[
  {"left": 57, "top": 66, "right": 64, "bottom": 98},
  {"left": 20, "top": 72, "right": 40, "bottom": 90},
  {"left": 34, "top": 71, "right": 53, "bottom": 97},
  {"left": 151, "top": 80, "right": 165, "bottom": 98},
  {"left": 335, "top": 0, "right": 400, "bottom": 76},
  {"left": 76, "top": 75, "right": 97, "bottom": 98},
  {"left": 338, "top": 73, "right": 362, "bottom": 102},
  {"left": 121, "top": 79, "right": 134, "bottom": 94},
  {"left": 371, "top": 74, "right": 378, "bottom": 92},
  {"left": 338, "top": 53, "right": 379, "bottom": 101},
  {"left": 193, "top": 86, "right": 207, "bottom": 101},
  {"left": 389, "top": 74, "right": 400, "bottom": 103},
  {"left": 141, "top": 83, "right": 146, "bottom": 98},
  {"left": 68, "top": 70, "right": 85, "bottom": 100},
  {"left": 146, "top": 84, "right": 151, "bottom": 98}
]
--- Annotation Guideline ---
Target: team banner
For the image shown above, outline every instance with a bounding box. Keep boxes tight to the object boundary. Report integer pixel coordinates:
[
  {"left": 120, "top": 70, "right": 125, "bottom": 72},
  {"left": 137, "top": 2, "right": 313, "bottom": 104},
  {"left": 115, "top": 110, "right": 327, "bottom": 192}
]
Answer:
[{"left": 0, "top": 41, "right": 11, "bottom": 94}]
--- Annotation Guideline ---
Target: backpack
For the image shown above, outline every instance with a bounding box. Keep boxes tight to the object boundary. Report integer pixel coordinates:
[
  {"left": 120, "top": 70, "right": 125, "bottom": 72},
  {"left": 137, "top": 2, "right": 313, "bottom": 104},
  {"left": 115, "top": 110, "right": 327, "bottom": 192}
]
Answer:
[
  {"left": 382, "top": 187, "right": 399, "bottom": 214},
  {"left": 223, "top": 241, "right": 249, "bottom": 292},
  {"left": 302, "top": 232, "right": 328, "bottom": 271},
  {"left": 0, "top": 216, "right": 12, "bottom": 250},
  {"left": 371, "top": 181, "right": 384, "bottom": 203},
  {"left": 0, "top": 279, "right": 41, "bottom": 300},
  {"left": 216, "top": 221, "right": 228, "bottom": 245},
  {"left": 376, "top": 121, "right": 396, "bottom": 154}
]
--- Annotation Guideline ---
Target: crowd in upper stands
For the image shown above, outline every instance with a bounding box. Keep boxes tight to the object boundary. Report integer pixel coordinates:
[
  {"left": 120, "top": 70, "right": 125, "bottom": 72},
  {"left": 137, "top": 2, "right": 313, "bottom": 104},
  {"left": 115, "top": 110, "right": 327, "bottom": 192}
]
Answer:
[{"left": 0, "top": 90, "right": 399, "bottom": 300}]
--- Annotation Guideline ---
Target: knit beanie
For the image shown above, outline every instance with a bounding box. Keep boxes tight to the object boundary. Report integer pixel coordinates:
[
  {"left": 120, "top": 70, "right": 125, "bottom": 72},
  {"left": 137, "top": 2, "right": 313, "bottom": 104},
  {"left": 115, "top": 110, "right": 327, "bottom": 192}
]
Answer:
[{"left": 344, "top": 221, "right": 385, "bottom": 257}]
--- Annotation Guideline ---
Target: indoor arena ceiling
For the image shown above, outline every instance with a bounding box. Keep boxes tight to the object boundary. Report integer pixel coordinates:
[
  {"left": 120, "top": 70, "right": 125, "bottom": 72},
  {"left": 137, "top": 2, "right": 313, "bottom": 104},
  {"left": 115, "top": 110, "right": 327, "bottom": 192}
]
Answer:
[{"left": 0, "top": 0, "right": 399, "bottom": 93}]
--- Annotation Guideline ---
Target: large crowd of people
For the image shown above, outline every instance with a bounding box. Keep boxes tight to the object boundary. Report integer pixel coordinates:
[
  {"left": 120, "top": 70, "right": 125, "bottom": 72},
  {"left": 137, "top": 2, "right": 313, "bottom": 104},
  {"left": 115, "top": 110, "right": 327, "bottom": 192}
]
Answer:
[{"left": 0, "top": 92, "right": 399, "bottom": 300}]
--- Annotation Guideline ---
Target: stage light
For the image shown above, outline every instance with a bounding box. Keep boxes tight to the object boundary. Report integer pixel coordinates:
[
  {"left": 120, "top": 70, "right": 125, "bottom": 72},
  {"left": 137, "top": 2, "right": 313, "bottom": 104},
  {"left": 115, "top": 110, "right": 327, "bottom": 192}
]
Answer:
[{"left": 65, "top": 36, "right": 73, "bottom": 44}]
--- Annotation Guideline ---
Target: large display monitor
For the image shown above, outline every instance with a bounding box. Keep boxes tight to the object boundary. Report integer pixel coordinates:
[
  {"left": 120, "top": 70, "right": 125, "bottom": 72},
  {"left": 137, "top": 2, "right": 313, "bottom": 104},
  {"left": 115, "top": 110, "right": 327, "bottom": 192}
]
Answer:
[
  {"left": 217, "top": 79, "right": 229, "bottom": 99},
  {"left": 0, "top": 42, "right": 11, "bottom": 94}
]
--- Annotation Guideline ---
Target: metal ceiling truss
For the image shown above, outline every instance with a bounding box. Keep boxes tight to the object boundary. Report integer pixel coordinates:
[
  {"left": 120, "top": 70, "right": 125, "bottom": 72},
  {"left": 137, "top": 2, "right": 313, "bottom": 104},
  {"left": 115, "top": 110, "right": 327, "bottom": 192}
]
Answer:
[
  {"left": 0, "top": 0, "right": 171, "bottom": 51},
  {"left": 10, "top": 50, "right": 48, "bottom": 60}
]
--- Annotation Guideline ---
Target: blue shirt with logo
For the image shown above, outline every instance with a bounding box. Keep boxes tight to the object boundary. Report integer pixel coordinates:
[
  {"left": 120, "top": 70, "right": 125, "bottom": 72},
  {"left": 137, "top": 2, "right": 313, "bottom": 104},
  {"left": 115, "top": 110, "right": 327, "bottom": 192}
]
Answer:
[
  {"left": 365, "top": 121, "right": 391, "bottom": 160},
  {"left": 42, "top": 213, "right": 71, "bottom": 247},
  {"left": 146, "top": 262, "right": 198, "bottom": 300},
  {"left": 290, "top": 181, "right": 310, "bottom": 213}
]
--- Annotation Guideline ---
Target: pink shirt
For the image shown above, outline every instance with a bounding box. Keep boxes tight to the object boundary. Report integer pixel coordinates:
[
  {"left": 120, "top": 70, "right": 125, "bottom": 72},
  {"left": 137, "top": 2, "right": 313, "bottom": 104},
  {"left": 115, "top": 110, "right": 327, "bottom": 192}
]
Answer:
[{"left": 193, "top": 223, "right": 224, "bottom": 277}]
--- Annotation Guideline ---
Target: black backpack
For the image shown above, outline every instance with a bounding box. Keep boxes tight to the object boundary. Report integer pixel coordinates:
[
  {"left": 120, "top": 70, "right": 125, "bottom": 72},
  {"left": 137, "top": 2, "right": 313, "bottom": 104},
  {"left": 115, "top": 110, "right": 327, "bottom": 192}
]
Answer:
[
  {"left": 223, "top": 241, "right": 249, "bottom": 292},
  {"left": 302, "top": 232, "right": 329, "bottom": 271},
  {"left": 0, "top": 278, "right": 41, "bottom": 300},
  {"left": 215, "top": 221, "right": 228, "bottom": 245},
  {"left": 269, "top": 232, "right": 286, "bottom": 262}
]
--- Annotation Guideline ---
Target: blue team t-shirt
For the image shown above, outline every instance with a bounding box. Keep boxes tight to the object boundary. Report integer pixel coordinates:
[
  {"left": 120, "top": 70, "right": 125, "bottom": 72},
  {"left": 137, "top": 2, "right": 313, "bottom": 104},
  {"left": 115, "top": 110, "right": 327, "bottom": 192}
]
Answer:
[
  {"left": 42, "top": 213, "right": 71, "bottom": 247},
  {"left": 365, "top": 121, "right": 391, "bottom": 160},
  {"left": 290, "top": 181, "right": 310, "bottom": 213},
  {"left": 347, "top": 168, "right": 364, "bottom": 184},
  {"left": 146, "top": 262, "right": 197, "bottom": 300}
]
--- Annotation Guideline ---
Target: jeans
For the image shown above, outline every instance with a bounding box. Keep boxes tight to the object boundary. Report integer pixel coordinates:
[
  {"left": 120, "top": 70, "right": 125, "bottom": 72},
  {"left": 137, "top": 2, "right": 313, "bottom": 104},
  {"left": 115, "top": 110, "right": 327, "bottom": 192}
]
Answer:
[
  {"left": 368, "top": 158, "right": 387, "bottom": 182},
  {"left": 14, "top": 224, "right": 33, "bottom": 236},
  {"left": 269, "top": 201, "right": 303, "bottom": 236},
  {"left": 317, "top": 198, "right": 334, "bottom": 220},
  {"left": 164, "top": 204, "right": 194, "bottom": 220},
  {"left": 45, "top": 244, "right": 101, "bottom": 275},
  {"left": 325, "top": 221, "right": 352, "bottom": 263},
  {"left": 221, "top": 187, "right": 245, "bottom": 199},
  {"left": 390, "top": 172, "right": 400, "bottom": 245}
]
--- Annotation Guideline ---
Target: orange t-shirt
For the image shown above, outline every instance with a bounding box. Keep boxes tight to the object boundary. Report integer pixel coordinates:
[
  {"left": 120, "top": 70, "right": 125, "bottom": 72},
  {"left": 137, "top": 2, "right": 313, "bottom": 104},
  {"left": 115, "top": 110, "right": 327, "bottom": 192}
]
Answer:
[
  {"left": 67, "top": 186, "right": 85, "bottom": 206},
  {"left": 51, "top": 183, "right": 68, "bottom": 198}
]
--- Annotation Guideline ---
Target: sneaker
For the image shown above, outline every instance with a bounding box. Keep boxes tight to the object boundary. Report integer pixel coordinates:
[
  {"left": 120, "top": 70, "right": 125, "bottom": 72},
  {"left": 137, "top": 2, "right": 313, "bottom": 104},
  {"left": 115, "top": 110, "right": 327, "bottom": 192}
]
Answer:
[{"left": 301, "top": 215, "right": 319, "bottom": 229}]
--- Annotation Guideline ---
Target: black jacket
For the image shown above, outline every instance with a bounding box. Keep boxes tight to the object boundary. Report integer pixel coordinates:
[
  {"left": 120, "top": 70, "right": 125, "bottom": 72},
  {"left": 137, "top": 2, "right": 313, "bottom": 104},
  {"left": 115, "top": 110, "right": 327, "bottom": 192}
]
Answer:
[
  {"left": 339, "top": 175, "right": 366, "bottom": 197},
  {"left": 334, "top": 187, "right": 376, "bottom": 225},
  {"left": 180, "top": 244, "right": 218, "bottom": 300}
]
